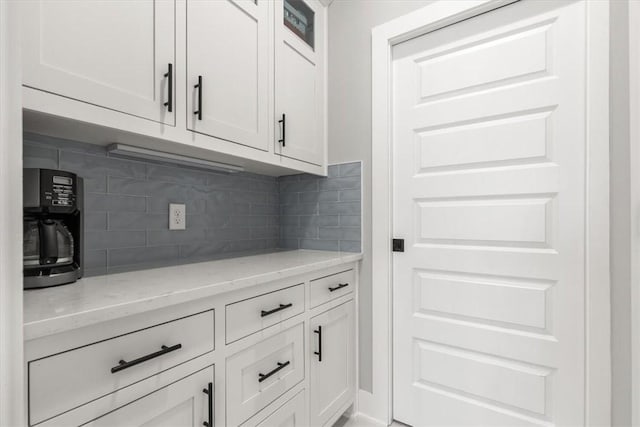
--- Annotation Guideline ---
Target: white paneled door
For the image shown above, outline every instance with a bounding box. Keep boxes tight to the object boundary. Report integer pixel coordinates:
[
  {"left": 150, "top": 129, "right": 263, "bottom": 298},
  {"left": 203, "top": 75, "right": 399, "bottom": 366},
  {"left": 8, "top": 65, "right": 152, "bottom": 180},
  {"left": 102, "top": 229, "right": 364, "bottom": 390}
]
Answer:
[{"left": 393, "top": 1, "right": 587, "bottom": 425}]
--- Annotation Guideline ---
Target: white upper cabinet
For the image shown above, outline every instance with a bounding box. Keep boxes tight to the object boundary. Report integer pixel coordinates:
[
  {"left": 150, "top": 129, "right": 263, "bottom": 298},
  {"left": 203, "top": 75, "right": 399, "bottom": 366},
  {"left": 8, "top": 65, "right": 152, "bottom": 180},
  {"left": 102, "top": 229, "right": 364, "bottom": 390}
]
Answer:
[
  {"left": 275, "top": 0, "right": 326, "bottom": 166},
  {"left": 20, "top": 0, "right": 328, "bottom": 175},
  {"left": 21, "top": 0, "right": 175, "bottom": 125},
  {"left": 186, "top": 0, "right": 270, "bottom": 151}
]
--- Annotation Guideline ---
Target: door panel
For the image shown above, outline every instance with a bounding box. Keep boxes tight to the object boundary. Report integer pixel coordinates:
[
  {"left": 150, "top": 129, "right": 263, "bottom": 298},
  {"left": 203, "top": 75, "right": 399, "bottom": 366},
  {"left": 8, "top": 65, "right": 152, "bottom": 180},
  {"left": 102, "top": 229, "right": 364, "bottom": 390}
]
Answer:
[
  {"left": 21, "top": 0, "right": 175, "bottom": 125},
  {"left": 393, "top": 1, "right": 586, "bottom": 425},
  {"left": 187, "top": 0, "right": 269, "bottom": 151},
  {"left": 275, "top": 0, "right": 324, "bottom": 166}
]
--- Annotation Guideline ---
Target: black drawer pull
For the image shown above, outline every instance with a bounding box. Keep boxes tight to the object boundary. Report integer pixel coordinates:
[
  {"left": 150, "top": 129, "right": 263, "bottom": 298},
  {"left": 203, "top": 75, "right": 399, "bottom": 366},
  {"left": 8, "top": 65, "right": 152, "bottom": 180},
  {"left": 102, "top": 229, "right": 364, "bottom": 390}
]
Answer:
[
  {"left": 111, "top": 343, "right": 182, "bottom": 374},
  {"left": 202, "top": 382, "right": 213, "bottom": 427},
  {"left": 328, "top": 283, "right": 349, "bottom": 292},
  {"left": 258, "top": 361, "right": 290, "bottom": 383},
  {"left": 194, "top": 75, "right": 203, "bottom": 120},
  {"left": 314, "top": 326, "right": 322, "bottom": 362},
  {"left": 278, "top": 113, "right": 286, "bottom": 147},
  {"left": 261, "top": 303, "right": 293, "bottom": 317},
  {"left": 164, "top": 63, "right": 173, "bottom": 112}
]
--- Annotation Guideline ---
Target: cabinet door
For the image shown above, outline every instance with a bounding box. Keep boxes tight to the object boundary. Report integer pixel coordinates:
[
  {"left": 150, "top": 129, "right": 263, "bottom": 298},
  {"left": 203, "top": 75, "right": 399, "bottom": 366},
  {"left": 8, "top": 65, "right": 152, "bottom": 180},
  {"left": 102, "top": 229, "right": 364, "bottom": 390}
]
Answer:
[
  {"left": 21, "top": 0, "right": 175, "bottom": 125},
  {"left": 187, "top": 0, "right": 270, "bottom": 151},
  {"left": 274, "top": 0, "right": 325, "bottom": 166},
  {"left": 84, "top": 366, "right": 214, "bottom": 427},
  {"left": 309, "top": 301, "right": 355, "bottom": 426}
]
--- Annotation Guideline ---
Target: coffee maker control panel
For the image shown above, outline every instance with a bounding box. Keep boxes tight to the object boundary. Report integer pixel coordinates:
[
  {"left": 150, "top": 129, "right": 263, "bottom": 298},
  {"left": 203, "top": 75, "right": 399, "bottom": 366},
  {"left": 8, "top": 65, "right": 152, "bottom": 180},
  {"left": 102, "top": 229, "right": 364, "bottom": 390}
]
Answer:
[
  {"left": 50, "top": 174, "right": 75, "bottom": 207},
  {"left": 24, "top": 169, "right": 78, "bottom": 213}
]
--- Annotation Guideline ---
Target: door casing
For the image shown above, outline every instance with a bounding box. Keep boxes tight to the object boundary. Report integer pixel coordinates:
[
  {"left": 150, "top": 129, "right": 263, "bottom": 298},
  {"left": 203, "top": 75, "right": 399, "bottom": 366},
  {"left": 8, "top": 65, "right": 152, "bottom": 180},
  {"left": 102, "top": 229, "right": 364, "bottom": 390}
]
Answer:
[{"left": 369, "top": 0, "right": 611, "bottom": 424}]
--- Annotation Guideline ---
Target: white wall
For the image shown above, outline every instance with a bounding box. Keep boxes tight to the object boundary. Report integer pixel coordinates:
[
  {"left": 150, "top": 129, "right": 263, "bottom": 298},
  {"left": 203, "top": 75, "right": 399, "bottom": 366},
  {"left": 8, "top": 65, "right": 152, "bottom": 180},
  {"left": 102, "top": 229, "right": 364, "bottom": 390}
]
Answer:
[
  {"left": 0, "top": 1, "right": 24, "bottom": 425},
  {"left": 327, "top": 0, "right": 432, "bottom": 392}
]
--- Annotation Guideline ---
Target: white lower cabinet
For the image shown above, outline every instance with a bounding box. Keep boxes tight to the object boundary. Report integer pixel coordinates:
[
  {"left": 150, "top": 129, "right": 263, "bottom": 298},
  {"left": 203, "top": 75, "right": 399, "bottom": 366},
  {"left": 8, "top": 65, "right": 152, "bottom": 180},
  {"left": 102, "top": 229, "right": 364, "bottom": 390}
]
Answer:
[
  {"left": 25, "top": 261, "right": 358, "bottom": 427},
  {"left": 309, "top": 301, "right": 356, "bottom": 427},
  {"left": 84, "top": 366, "right": 214, "bottom": 427}
]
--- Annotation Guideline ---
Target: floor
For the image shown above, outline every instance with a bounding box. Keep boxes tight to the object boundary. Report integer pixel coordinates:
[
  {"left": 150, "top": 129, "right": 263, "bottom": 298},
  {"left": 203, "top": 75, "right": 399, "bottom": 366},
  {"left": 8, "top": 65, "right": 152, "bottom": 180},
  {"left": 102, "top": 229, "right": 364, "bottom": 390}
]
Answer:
[{"left": 335, "top": 415, "right": 407, "bottom": 427}]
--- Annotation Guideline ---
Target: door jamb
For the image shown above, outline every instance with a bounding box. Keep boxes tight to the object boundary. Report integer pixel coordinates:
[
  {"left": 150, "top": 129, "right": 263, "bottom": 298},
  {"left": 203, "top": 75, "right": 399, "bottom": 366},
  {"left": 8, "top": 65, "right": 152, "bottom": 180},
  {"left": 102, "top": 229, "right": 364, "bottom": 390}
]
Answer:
[
  {"left": 629, "top": 2, "right": 640, "bottom": 424},
  {"left": 369, "top": 1, "right": 611, "bottom": 425}
]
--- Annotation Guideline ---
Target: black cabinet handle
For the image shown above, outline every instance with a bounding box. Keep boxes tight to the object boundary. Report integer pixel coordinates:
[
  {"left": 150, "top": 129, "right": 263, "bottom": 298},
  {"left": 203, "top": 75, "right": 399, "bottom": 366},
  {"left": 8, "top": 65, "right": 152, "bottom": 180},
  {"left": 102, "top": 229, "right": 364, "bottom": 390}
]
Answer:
[
  {"left": 314, "top": 326, "right": 322, "bottom": 362},
  {"left": 194, "top": 75, "right": 202, "bottom": 120},
  {"left": 202, "top": 382, "right": 213, "bottom": 427},
  {"left": 328, "top": 283, "right": 349, "bottom": 292},
  {"left": 111, "top": 343, "right": 182, "bottom": 374},
  {"left": 278, "top": 113, "right": 286, "bottom": 147},
  {"left": 261, "top": 303, "right": 292, "bottom": 317},
  {"left": 164, "top": 63, "right": 173, "bottom": 112},
  {"left": 258, "top": 361, "right": 290, "bottom": 383}
]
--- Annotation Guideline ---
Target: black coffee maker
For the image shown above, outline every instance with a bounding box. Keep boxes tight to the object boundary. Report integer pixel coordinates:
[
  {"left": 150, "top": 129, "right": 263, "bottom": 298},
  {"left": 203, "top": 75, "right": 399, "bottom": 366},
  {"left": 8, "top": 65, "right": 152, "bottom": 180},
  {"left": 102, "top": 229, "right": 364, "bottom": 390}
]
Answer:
[{"left": 23, "top": 169, "right": 83, "bottom": 289}]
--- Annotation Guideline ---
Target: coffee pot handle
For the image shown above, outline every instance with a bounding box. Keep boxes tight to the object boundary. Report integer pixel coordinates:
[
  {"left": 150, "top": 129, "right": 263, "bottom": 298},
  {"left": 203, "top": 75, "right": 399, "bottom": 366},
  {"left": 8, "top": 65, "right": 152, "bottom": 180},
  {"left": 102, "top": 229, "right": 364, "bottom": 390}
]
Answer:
[{"left": 38, "top": 219, "right": 59, "bottom": 265}]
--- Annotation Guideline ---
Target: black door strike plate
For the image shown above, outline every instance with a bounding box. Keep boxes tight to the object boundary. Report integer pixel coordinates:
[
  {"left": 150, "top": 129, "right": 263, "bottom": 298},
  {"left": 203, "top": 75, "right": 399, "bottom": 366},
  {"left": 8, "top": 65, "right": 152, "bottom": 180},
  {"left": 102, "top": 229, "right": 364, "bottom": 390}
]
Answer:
[{"left": 392, "top": 238, "right": 404, "bottom": 252}]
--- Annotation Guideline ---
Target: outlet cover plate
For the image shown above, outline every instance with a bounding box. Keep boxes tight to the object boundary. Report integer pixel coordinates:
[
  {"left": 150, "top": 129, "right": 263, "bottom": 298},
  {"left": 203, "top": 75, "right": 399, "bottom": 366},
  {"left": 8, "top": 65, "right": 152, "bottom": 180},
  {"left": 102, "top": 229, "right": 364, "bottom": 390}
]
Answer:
[{"left": 169, "top": 203, "right": 186, "bottom": 230}]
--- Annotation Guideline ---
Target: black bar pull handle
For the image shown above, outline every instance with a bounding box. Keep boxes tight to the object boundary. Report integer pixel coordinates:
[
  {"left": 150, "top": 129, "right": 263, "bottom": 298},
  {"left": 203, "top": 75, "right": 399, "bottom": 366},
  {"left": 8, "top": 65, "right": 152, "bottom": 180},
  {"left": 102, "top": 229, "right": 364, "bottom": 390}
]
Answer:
[
  {"left": 328, "top": 283, "right": 349, "bottom": 292},
  {"left": 194, "top": 75, "right": 203, "bottom": 120},
  {"left": 314, "top": 326, "right": 322, "bottom": 362},
  {"left": 164, "top": 63, "right": 173, "bottom": 112},
  {"left": 258, "top": 361, "right": 290, "bottom": 383},
  {"left": 261, "top": 303, "right": 293, "bottom": 317},
  {"left": 278, "top": 113, "right": 286, "bottom": 147},
  {"left": 202, "top": 382, "right": 213, "bottom": 427},
  {"left": 111, "top": 343, "right": 182, "bottom": 374}
]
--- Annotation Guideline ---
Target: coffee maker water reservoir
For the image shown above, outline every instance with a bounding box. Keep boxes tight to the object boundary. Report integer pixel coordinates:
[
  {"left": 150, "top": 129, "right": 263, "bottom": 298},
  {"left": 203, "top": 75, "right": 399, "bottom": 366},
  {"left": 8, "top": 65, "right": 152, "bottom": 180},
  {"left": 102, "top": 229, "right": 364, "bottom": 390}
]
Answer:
[{"left": 23, "top": 169, "right": 83, "bottom": 289}]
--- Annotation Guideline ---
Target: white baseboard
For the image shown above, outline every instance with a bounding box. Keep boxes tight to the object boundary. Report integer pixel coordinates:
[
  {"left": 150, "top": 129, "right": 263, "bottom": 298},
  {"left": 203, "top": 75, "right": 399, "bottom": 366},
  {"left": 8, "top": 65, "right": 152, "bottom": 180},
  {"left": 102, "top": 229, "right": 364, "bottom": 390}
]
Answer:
[{"left": 356, "top": 390, "right": 388, "bottom": 426}]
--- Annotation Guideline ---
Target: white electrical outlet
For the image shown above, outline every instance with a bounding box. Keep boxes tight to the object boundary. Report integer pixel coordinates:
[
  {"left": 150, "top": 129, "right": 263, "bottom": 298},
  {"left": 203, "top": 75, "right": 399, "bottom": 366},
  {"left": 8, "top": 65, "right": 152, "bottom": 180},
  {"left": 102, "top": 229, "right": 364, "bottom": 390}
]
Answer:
[{"left": 169, "top": 203, "right": 186, "bottom": 230}]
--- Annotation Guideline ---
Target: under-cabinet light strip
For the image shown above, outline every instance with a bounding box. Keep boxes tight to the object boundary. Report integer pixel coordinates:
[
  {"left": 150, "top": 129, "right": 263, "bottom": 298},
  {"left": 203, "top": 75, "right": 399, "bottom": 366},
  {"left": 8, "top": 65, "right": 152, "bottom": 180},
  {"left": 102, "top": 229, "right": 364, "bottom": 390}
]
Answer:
[{"left": 106, "top": 143, "right": 244, "bottom": 173}]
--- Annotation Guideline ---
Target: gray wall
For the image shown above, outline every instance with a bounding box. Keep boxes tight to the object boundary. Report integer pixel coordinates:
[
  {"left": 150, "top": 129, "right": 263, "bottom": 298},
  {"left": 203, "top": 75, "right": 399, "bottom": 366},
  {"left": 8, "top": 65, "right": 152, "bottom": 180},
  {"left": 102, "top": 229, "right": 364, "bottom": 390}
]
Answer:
[
  {"left": 327, "top": 0, "right": 433, "bottom": 393},
  {"left": 280, "top": 162, "right": 361, "bottom": 252},
  {"left": 24, "top": 133, "right": 281, "bottom": 276}
]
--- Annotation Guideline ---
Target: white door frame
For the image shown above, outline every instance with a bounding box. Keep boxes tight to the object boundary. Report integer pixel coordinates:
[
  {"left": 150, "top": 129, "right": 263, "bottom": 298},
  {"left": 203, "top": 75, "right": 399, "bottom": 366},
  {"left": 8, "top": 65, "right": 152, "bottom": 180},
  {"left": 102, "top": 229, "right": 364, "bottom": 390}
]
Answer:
[
  {"left": 630, "top": 2, "right": 640, "bottom": 424},
  {"left": 368, "top": 1, "right": 611, "bottom": 425},
  {"left": 0, "top": 0, "right": 25, "bottom": 425}
]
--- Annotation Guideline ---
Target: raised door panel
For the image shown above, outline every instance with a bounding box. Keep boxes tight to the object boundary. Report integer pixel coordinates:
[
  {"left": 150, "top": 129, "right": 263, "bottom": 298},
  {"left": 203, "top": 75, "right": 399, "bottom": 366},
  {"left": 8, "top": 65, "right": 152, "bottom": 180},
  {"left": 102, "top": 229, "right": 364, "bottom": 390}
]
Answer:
[
  {"left": 274, "top": 0, "right": 325, "bottom": 166},
  {"left": 187, "top": 0, "right": 269, "bottom": 151},
  {"left": 309, "top": 301, "right": 354, "bottom": 426},
  {"left": 83, "top": 366, "right": 212, "bottom": 427},
  {"left": 21, "top": 0, "right": 175, "bottom": 125}
]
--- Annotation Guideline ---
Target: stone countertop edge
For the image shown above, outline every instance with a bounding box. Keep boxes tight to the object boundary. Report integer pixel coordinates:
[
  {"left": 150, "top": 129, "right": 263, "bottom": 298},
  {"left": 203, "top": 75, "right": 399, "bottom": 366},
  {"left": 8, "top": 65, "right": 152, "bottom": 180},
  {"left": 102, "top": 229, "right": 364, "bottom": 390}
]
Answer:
[{"left": 23, "top": 250, "right": 363, "bottom": 341}]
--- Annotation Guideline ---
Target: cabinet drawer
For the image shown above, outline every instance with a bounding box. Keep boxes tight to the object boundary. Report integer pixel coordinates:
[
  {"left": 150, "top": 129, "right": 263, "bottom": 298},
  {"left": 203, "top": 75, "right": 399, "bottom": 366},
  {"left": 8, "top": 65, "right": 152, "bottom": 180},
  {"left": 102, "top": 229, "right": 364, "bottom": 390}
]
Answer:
[
  {"left": 29, "top": 310, "right": 214, "bottom": 426},
  {"left": 226, "top": 323, "right": 304, "bottom": 426},
  {"left": 309, "top": 269, "right": 354, "bottom": 308},
  {"left": 245, "top": 390, "right": 306, "bottom": 427},
  {"left": 226, "top": 284, "right": 304, "bottom": 344}
]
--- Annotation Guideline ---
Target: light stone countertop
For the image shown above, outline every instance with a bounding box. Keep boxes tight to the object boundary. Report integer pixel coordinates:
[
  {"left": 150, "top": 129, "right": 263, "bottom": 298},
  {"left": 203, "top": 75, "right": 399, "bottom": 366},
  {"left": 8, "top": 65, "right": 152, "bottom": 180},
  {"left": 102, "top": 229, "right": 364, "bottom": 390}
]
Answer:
[{"left": 24, "top": 250, "right": 363, "bottom": 341}]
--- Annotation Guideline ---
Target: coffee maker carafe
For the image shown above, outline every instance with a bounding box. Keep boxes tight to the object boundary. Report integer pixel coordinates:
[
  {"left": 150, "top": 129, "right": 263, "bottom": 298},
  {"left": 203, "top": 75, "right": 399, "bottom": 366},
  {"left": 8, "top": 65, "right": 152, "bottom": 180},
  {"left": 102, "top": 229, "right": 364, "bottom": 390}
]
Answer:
[{"left": 23, "top": 169, "right": 83, "bottom": 289}]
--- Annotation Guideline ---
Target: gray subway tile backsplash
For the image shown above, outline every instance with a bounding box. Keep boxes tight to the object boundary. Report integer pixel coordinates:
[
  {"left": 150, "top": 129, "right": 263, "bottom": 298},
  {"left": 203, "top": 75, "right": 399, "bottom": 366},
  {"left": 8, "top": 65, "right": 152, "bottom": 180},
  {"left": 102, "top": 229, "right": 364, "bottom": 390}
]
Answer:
[
  {"left": 279, "top": 161, "right": 361, "bottom": 253},
  {"left": 23, "top": 133, "right": 362, "bottom": 276}
]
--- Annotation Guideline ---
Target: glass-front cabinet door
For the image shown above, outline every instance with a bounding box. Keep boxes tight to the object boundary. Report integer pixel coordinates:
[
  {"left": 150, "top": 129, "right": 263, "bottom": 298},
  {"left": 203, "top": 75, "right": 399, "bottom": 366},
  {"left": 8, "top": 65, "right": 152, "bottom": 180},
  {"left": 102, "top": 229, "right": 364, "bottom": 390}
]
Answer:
[
  {"left": 275, "top": 0, "right": 325, "bottom": 167},
  {"left": 283, "top": 0, "right": 315, "bottom": 49}
]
